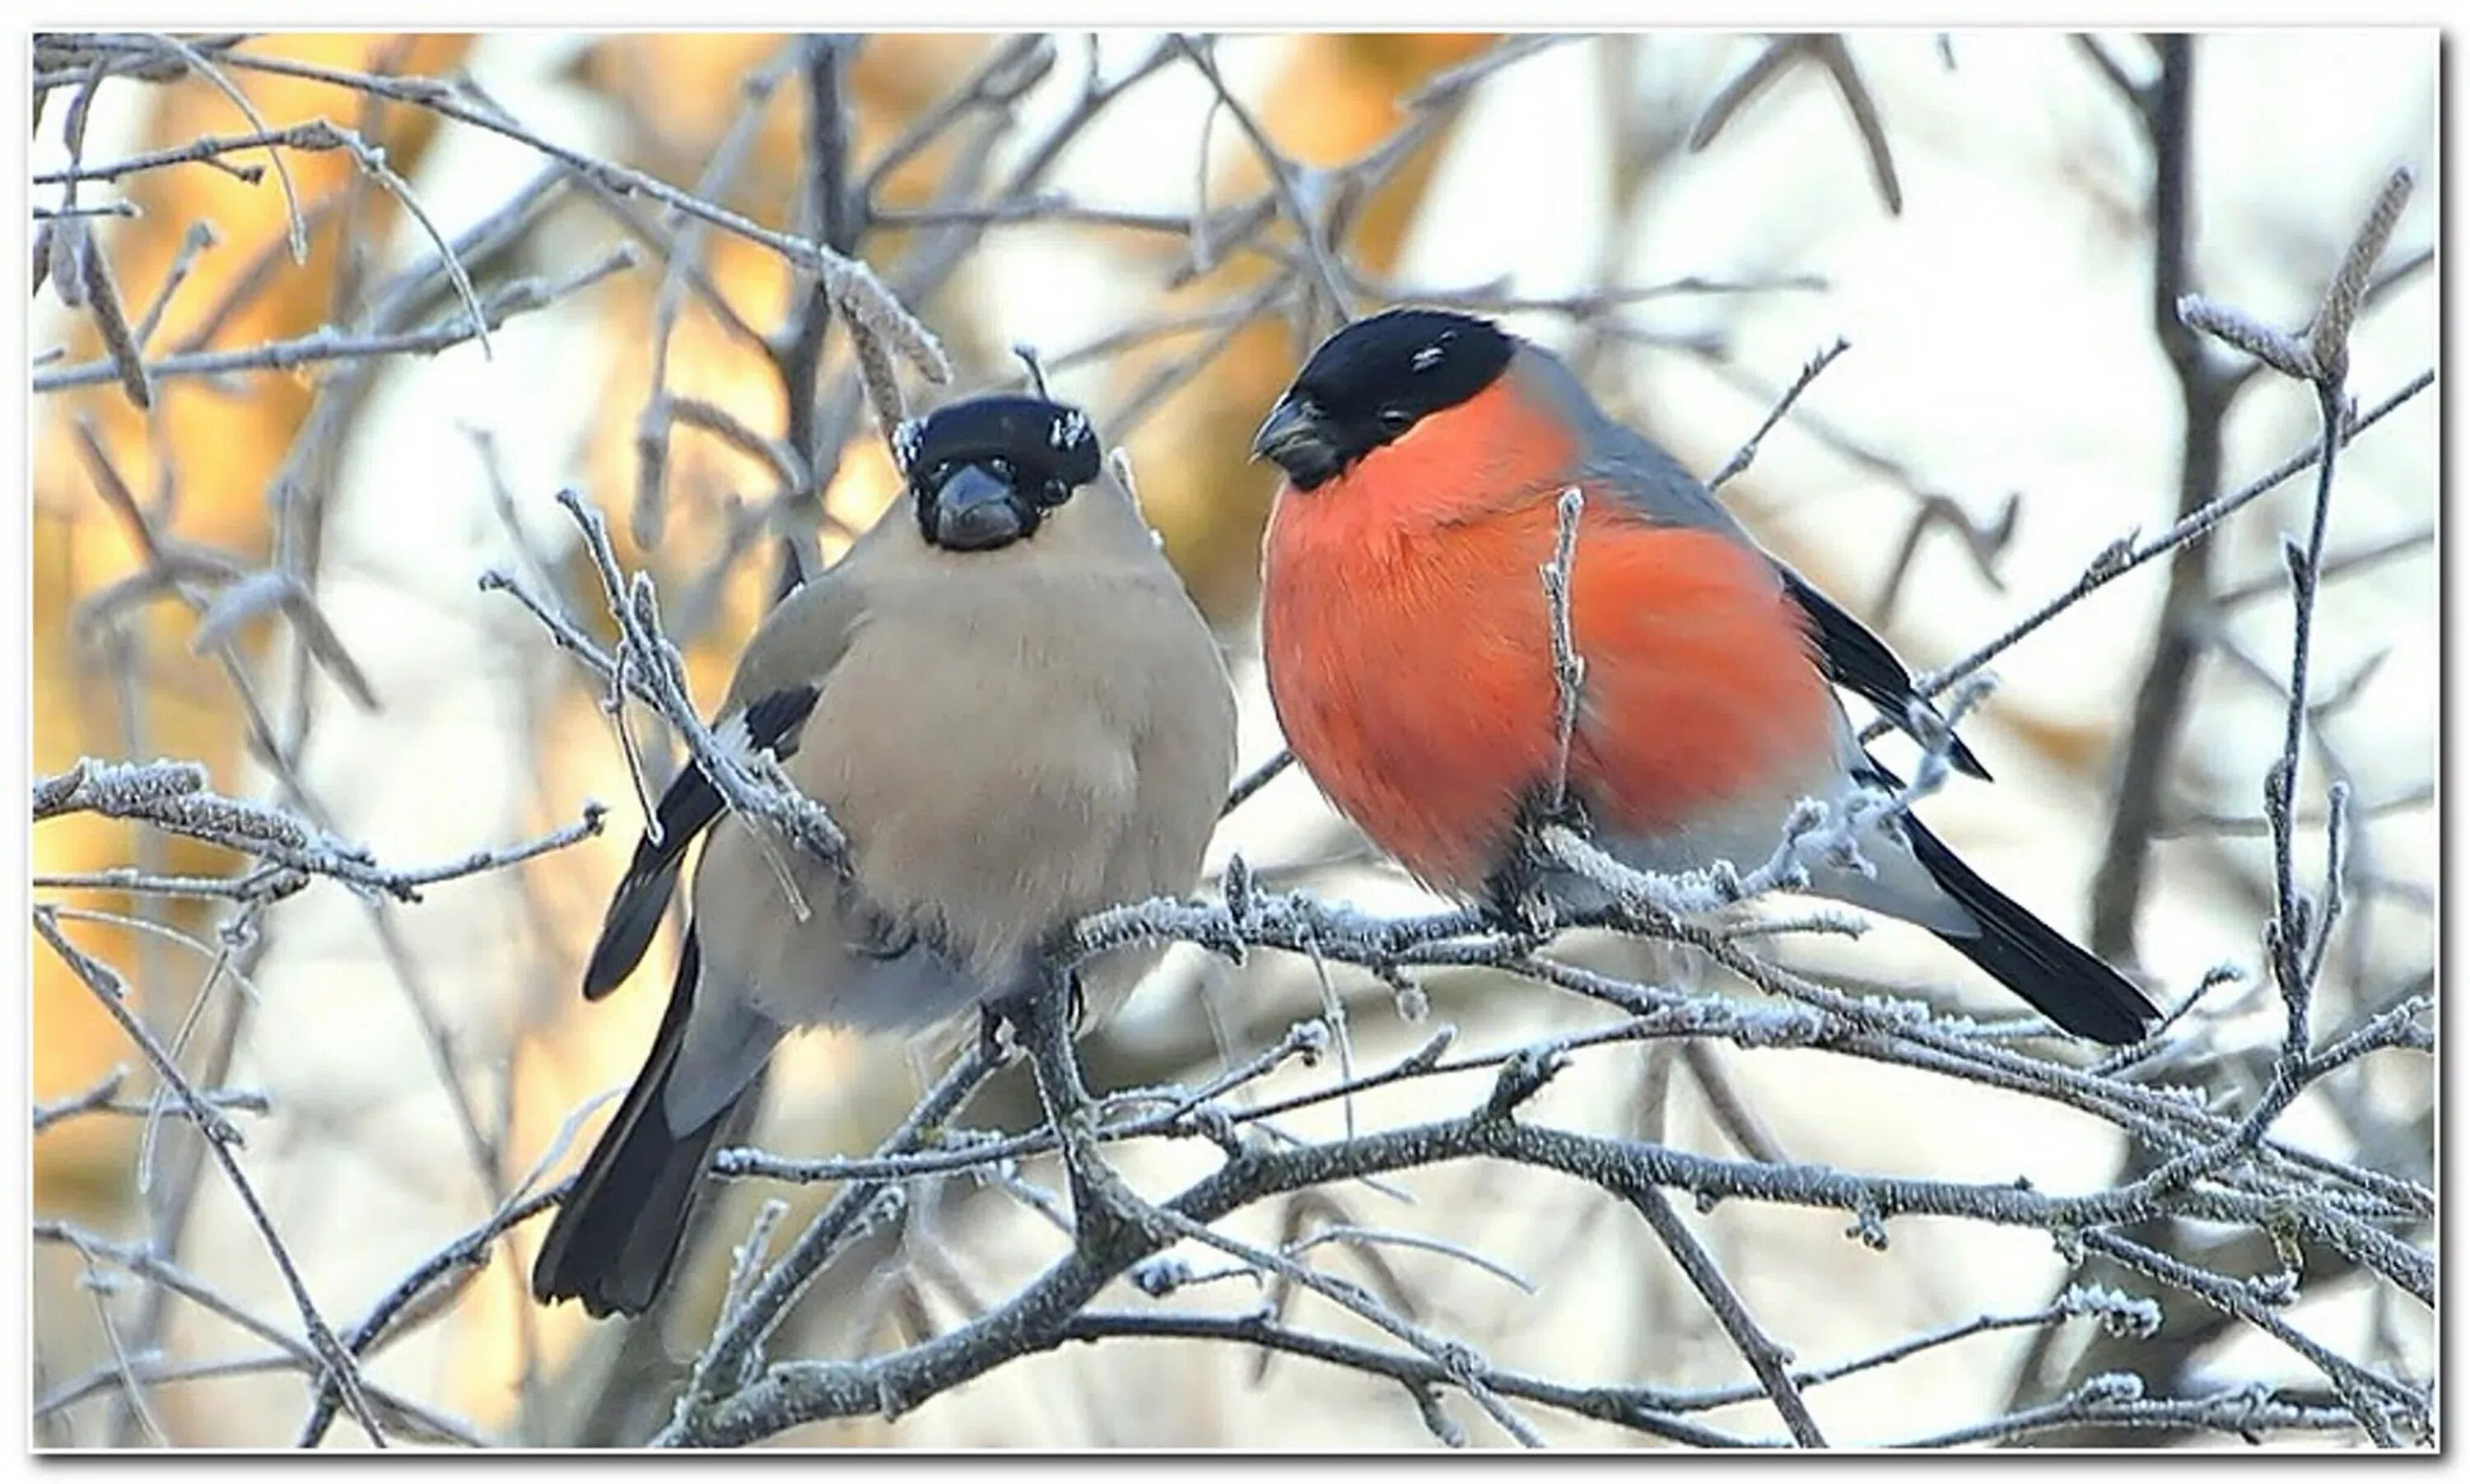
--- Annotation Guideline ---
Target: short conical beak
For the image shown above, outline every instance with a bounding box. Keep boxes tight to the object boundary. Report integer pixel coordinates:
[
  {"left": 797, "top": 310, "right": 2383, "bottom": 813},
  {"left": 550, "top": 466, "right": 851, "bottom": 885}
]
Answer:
[
  {"left": 929, "top": 463, "right": 1027, "bottom": 551},
  {"left": 1251, "top": 394, "right": 1336, "bottom": 485}
]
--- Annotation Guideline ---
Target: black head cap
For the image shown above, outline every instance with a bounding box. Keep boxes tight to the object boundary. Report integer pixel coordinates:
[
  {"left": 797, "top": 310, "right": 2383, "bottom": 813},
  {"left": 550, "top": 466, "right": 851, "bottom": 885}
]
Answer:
[
  {"left": 1252, "top": 308, "right": 1515, "bottom": 490},
  {"left": 895, "top": 394, "right": 1104, "bottom": 551}
]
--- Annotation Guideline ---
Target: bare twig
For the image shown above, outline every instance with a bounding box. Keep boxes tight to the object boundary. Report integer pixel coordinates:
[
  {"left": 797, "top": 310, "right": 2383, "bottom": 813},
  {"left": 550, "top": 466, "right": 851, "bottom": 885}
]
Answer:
[
  {"left": 1222, "top": 750, "right": 1294, "bottom": 817},
  {"left": 1706, "top": 337, "right": 1851, "bottom": 491},
  {"left": 1872, "top": 367, "right": 2430, "bottom": 737},
  {"left": 1692, "top": 35, "right": 1903, "bottom": 215},
  {"left": 1172, "top": 35, "right": 1354, "bottom": 324},
  {"left": 1628, "top": 1186, "right": 1825, "bottom": 1446},
  {"left": 2082, "top": 36, "right": 2240, "bottom": 962},
  {"left": 33, "top": 913, "right": 385, "bottom": 1444},
  {"left": 1540, "top": 487, "right": 1587, "bottom": 815},
  {"left": 42, "top": 239, "right": 637, "bottom": 395}
]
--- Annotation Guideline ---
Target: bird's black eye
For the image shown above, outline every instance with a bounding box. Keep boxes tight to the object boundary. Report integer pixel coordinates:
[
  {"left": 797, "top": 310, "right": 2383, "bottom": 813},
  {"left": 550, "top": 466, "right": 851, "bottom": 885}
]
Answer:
[{"left": 1377, "top": 407, "right": 1414, "bottom": 435}]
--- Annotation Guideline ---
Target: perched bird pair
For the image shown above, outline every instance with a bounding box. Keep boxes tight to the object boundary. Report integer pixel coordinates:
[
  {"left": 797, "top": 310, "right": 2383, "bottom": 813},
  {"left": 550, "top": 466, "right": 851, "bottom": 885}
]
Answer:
[{"left": 534, "top": 309, "right": 2156, "bottom": 1318}]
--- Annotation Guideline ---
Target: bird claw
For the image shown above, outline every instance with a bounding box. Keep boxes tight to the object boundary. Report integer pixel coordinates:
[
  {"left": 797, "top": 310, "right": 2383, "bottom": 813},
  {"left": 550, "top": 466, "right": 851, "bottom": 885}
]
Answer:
[
  {"left": 976, "top": 1002, "right": 1009, "bottom": 1060},
  {"left": 1484, "top": 798, "right": 1587, "bottom": 946},
  {"left": 1479, "top": 871, "right": 1559, "bottom": 949},
  {"left": 981, "top": 970, "right": 1085, "bottom": 1057}
]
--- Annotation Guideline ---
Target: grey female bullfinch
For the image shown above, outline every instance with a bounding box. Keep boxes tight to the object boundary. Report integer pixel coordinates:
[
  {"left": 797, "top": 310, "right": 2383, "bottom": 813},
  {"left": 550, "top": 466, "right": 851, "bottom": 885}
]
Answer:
[{"left": 533, "top": 394, "right": 1237, "bottom": 1318}]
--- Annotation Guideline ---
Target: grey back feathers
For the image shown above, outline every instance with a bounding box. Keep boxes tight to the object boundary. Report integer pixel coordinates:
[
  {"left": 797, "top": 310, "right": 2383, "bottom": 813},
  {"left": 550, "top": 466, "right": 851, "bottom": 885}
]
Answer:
[
  {"left": 1509, "top": 341, "right": 1749, "bottom": 542},
  {"left": 1509, "top": 339, "right": 1987, "bottom": 779},
  {"left": 1503, "top": 335, "right": 2148, "bottom": 1042}
]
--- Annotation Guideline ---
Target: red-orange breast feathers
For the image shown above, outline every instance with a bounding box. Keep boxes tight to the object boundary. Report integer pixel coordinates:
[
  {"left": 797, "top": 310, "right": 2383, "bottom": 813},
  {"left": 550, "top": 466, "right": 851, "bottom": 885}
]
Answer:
[{"left": 1263, "top": 374, "right": 1837, "bottom": 896}]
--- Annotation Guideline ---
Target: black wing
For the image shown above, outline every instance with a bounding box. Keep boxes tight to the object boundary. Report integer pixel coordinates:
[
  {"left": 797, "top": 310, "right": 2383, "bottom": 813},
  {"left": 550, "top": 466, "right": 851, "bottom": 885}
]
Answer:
[
  {"left": 580, "top": 683, "right": 822, "bottom": 999},
  {"left": 1783, "top": 568, "right": 1988, "bottom": 781}
]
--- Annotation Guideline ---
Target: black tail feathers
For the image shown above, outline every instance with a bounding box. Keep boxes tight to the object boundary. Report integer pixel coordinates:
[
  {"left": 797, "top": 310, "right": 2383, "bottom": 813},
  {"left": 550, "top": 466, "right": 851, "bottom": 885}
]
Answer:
[
  {"left": 533, "top": 934, "right": 762, "bottom": 1319},
  {"left": 582, "top": 849, "right": 687, "bottom": 1001},
  {"left": 1904, "top": 817, "right": 2159, "bottom": 1045}
]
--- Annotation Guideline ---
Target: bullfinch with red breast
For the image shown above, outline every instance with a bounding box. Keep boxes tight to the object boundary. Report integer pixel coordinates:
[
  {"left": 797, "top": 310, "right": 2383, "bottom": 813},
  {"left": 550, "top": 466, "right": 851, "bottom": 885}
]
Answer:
[
  {"left": 1251, "top": 307, "right": 2156, "bottom": 1044},
  {"left": 534, "top": 393, "right": 1237, "bottom": 1318}
]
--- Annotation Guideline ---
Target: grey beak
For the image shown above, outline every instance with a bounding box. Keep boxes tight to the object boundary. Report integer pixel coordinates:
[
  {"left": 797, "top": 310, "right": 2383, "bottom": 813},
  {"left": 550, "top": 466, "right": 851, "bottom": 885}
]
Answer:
[
  {"left": 1251, "top": 394, "right": 1340, "bottom": 486},
  {"left": 930, "top": 464, "right": 1026, "bottom": 551},
  {"left": 1251, "top": 394, "right": 1316, "bottom": 463}
]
